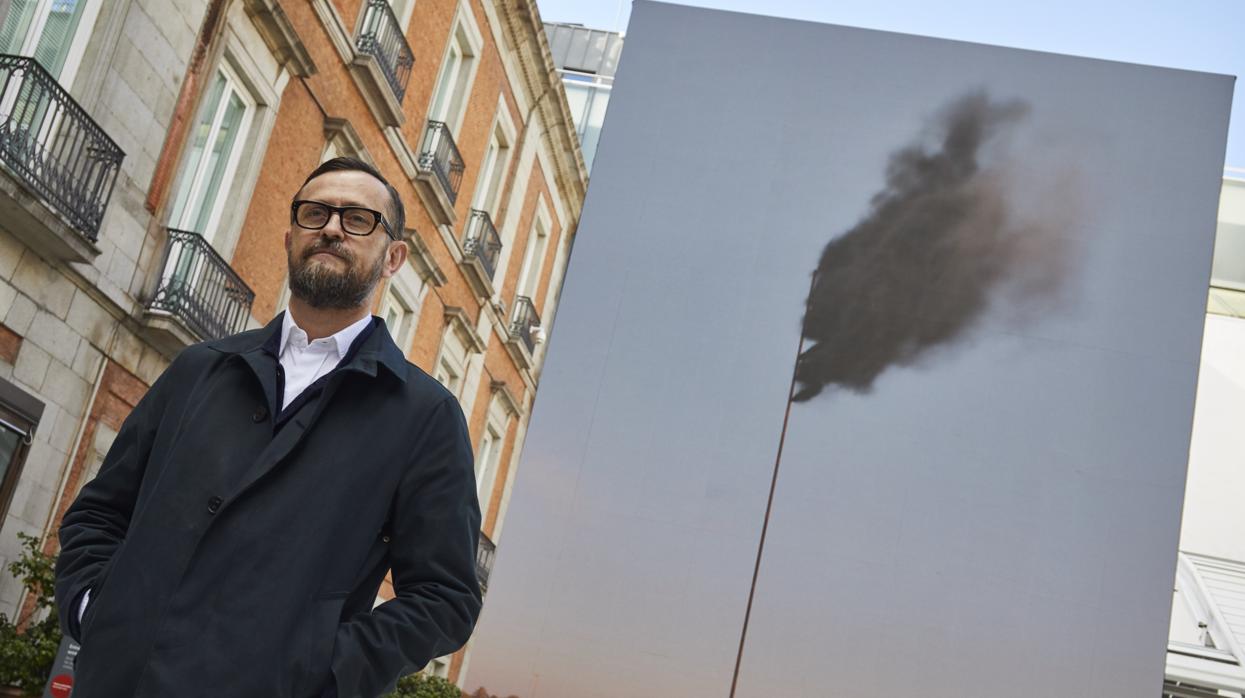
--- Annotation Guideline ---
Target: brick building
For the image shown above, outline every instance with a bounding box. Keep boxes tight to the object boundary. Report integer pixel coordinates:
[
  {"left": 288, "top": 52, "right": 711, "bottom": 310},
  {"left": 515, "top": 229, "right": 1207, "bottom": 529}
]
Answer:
[{"left": 0, "top": 0, "right": 585, "bottom": 687}]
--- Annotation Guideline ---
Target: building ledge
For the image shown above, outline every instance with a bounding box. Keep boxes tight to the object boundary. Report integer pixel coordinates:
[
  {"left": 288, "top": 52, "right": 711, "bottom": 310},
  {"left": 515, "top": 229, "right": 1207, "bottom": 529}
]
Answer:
[
  {"left": 350, "top": 53, "right": 405, "bottom": 127},
  {"left": 242, "top": 0, "right": 317, "bottom": 77},
  {"left": 459, "top": 255, "right": 496, "bottom": 304},
  {"left": 140, "top": 309, "right": 205, "bottom": 357},
  {"left": 0, "top": 167, "right": 100, "bottom": 264},
  {"left": 502, "top": 329, "right": 535, "bottom": 371},
  {"left": 413, "top": 169, "right": 458, "bottom": 226}
]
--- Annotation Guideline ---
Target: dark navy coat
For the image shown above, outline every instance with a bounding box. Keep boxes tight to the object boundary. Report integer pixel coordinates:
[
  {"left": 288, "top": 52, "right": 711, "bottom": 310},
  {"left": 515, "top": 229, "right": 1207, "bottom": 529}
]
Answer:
[{"left": 53, "top": 313, "right": 482, "bottom": 698}]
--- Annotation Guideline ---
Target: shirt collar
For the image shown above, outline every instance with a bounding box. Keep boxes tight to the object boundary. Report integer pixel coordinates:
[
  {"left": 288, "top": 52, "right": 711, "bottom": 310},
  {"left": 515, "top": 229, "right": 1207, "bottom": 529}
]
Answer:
[{"left": 280, "top": 311, "right": 374, "bottom": 361}]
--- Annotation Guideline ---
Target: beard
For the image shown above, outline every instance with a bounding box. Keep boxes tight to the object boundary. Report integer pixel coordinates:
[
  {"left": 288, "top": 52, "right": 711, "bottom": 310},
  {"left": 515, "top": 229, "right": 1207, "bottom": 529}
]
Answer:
[{"left": 286, "top": 236, "right": 385, "bottom": 309}]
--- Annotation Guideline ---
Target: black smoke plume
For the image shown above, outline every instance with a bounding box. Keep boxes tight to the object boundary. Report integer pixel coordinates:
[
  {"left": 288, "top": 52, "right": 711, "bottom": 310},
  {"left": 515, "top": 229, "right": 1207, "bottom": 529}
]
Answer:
[{"left": 793, "top": 91, "right": 1069, "bottom": 402}]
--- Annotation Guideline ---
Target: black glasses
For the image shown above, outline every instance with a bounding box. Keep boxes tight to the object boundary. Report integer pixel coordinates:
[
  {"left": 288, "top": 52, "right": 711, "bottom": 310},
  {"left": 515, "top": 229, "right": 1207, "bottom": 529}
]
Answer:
[{"left": 291, "top": 200, "right": 397, "bottom": 239}]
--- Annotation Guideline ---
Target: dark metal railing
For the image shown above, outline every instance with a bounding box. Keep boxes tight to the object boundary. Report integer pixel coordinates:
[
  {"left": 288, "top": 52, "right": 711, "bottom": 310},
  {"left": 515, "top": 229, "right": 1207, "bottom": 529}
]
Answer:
[
  {"left": 417, "top": 120, "right": 464, "bottom": 204},
  {"left": 355, "top": 0, "right": 414, "bottom": 102},
  {"left": 463, "top": 209, "right": 502, "bottom": 281},
  {"left": 476, "top": 532, "right": 496, "bottom": 594},
  {"left": 510, "top": 295, "right": 541, "bottom": 355},
  {"left": 147, "top": 229, "right": 254, "bottom": 341},
  {"left": 0, "top": 54, "right": 124, "bottom": 242}
]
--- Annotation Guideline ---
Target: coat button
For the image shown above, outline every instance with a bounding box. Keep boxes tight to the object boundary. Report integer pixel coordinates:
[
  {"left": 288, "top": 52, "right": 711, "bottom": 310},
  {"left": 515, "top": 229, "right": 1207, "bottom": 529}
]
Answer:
[
  {"left": 207, "top": 496, "right": 223, "bottom": 514},
  {"left": 382, "top": 535, "right": 391, "bottom": 543},
  {"left": 252, "top": 406, "right": 268, "bottom": 422}
]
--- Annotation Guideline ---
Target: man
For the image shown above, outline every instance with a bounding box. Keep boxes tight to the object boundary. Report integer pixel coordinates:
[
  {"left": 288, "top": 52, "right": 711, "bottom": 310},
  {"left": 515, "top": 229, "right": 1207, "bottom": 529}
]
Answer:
[{"left": 53, "top": 158, "right": 482, "bottom": 698}]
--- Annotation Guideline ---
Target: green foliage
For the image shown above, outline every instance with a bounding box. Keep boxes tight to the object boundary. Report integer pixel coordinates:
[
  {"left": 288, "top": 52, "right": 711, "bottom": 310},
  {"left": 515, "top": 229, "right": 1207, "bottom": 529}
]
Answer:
[
  {"left": 0, "top": 532, "right": 62, "bottom": 696},
  {"left": 383, "top": 672, "right": 465, "bottom": 698}
]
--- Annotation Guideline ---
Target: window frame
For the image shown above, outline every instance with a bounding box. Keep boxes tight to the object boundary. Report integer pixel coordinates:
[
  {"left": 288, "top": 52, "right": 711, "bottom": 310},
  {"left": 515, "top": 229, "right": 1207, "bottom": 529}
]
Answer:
[
  {"left": 162, "top": 5, "right": 291, "bottom": 259},
  {"left": 0, "top": 378, "right": 44, "bottom": 526},
  {"left": 433, "top": 329, "right": 468, "bottom": 398},
  {"left": 475, "top": 405, "right": 506, "bottom": 511},
  {"left": 433, "top": 307, "right": 486, "bottom": 416},
  {"left": 426, "top": 0, "right": 483, "bottom": 137},
  {"left": 0, "top": 0, "right": 102, "bottom": 86},
  {"left": 166, "top": 59, "right": 258, "bottom": 246},
  {"left": 322, "top": 116, "right": 375, "bottom": 166},
  {"left": 514, "top": 196, "right": 552, "bottom": 302},
  {"left": 380, "top": 261, "right": 428, "bottom": 355},
  {"left": 469, "top": 99, "right": 517, "bottom": 220}
]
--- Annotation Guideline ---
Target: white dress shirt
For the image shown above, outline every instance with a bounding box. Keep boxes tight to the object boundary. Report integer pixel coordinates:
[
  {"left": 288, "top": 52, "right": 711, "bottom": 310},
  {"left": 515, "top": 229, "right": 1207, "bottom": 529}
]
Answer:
[
  {"left": 277, "top": 311, "right": 372, "bottom": 410},
  {"left": 78, "top": 311, "right": 373, "bottom": 625}
]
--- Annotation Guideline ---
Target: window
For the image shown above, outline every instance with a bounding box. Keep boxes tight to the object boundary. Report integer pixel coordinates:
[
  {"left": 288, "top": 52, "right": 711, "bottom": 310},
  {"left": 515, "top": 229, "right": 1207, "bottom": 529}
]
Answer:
[
  {"left": 433, "top": 308, "right": 485, "bottom": 413},
  {"left": 380, "top": 262, "right": 427, "bottom": 354},
  {"left": 0, "top": 0, "right": 100, "bottom": 84},
  {"left": 515, "top": 202, "right": 550, "bottom": 301},
  {"left": 0, "top": 0, "right": 100, "bottom": 144},
  {"left": 561, "top": 73, "right": 611, "bottom": 171},
  {"left": 471, "top": 128, "right": 508, "bottom": 216},
  {"left": 1212, "top": 180, "right": 1244, "bottom": 291},
  {"left": 433, "top": 330, "right": 467, "bottom": 397},
  {"left": 427, "top": 2, "right": 482, "bottom": 135},
  {"left": 321, "top": 139, "right": 340, "bottom": 163},
  {"left": 381, "top": 290, "right": 413, "bottom": 348},
  {"left": 167, "top": 62, "right": 257, "bottom": 245},
  {"left": 387, "top": 0, "right": 415, "bottom": 29},
  {"left": 0, "top": 378, "right": 44, "bottom": 524},
  {"left": 470, "top": 105, "right": 515, "bottom": 219},
  {"left": 421, "top": 656, "right": 450, "bottom": 679},
  {"left": 322, "top": 117, "right": 373, "bottom": 165},
  {"left": 475, "top": 397, "right": 510, "bottom": 515}
]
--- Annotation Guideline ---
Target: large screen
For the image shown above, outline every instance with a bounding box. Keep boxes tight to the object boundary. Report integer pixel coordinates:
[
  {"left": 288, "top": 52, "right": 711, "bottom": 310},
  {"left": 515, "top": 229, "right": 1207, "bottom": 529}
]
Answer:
[{"left": 464, "top": 3, "right": 1233, "bottom": 695}]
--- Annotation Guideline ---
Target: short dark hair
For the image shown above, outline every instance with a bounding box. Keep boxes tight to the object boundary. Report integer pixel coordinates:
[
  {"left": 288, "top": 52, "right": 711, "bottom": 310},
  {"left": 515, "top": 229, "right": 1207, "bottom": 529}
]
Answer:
[{"left": 298, "top": 156, "right": 405, "bottom": 239}]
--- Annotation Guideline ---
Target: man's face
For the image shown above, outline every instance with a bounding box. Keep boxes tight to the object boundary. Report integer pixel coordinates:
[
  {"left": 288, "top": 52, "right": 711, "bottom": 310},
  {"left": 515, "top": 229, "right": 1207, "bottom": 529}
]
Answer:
[{"left": 285, "top": 170, "right": 400, "bottom": 310}]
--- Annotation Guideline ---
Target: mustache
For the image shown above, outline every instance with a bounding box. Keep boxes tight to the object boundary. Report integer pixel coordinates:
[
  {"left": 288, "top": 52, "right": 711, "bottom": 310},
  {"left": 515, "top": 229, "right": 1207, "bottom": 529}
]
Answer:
[{"left": 302, "top": 238, "right": 355, "bottom": 263}]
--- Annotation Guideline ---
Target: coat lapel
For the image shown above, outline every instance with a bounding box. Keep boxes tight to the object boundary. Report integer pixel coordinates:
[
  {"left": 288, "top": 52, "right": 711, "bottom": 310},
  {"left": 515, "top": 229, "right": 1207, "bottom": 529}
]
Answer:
[
  {"left": 207, "top": 312, "right": 410, "bottom": 502},
  {"left": 228, "top": 382, "right": 336, "bottom": 500}
]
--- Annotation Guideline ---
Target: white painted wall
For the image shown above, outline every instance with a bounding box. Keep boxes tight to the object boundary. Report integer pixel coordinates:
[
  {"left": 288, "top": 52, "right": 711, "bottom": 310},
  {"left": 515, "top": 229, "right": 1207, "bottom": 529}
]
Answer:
[{"left": 1177, "top": 312, "right": 1245, "bottom": 561}]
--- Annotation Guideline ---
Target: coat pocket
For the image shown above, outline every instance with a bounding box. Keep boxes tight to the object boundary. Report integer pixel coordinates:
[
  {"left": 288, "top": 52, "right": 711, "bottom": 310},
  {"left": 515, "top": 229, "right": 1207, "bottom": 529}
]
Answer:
[
  {"left": 78, "top": 557, "right": 119, "bottom": 642},
  {"left": 293, "top": 593, "right": 348, "bottom": 697}
]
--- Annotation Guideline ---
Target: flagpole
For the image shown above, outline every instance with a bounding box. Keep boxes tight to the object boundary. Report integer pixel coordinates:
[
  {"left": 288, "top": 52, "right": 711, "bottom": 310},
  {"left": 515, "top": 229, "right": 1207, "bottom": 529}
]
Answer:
[{"left": 729, "top": 270, "right": 819, "bottom": 697}]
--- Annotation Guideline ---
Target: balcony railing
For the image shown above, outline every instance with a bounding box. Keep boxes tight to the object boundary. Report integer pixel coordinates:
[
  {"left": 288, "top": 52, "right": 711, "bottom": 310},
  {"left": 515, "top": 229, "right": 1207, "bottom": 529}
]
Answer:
[
  {"left": 0, "top": 54, "right": 123, "bottom": 242},
  {"left": 463, "top": 209, "right": 502, "bottom": 281},
  {"left": 417, "top": 120, "right": 464, "bottom": 204},
  {"left": 147, "top": 229, "right": 255, "bottom": 341},
  {"left": 355, "top": 0, "right": 413, "bottom": 102},
  {"left": 477, "top": 532, "right": 496, "bottom": 594},
  {"left": 510, "top": 296, "right": 541, "bottom": 355}
]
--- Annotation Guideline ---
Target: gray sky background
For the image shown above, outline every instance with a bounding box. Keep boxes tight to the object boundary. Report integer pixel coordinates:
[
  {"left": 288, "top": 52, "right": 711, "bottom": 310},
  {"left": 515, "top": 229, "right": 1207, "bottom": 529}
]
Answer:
[
  {"left": 465, "top": 3, "right": 1229, "bottom": 696},
  {"left": 536, "top": 0, "right": 1245, "bottom": 169}
]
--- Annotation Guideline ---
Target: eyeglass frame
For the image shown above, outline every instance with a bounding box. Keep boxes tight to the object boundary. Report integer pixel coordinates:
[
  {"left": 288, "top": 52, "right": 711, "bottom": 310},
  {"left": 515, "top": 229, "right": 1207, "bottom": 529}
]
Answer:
[{"left": 290, "top": 200, "right": 399, "bottom": 240}]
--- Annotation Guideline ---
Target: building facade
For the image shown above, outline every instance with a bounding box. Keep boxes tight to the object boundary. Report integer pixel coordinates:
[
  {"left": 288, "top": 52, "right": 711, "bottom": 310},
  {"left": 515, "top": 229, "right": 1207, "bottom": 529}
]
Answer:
[
  {"left": 0, "top": 0, "right": 585, "bottom": 687},
  {"left": 543, "top": 21, "right": 621, "bottom": 173},
  {"left": 1163, "top": 174, "right": 1245, "bottom": 697}
]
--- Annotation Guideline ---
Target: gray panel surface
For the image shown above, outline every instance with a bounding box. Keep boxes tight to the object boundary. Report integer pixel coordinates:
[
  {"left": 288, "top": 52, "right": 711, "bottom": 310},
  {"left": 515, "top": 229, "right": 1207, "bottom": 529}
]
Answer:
[{"left": 466, "top": 3, "right": 1233, "bottom": 696}]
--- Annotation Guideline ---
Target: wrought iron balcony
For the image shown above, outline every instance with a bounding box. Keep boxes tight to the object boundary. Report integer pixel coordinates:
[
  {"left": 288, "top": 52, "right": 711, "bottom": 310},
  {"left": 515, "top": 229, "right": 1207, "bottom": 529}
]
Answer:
[
  {"left": 355, "top": 0, "right": 413, "bottom": 102},
  {"left": 463, "top": 209, "right": 502, "bottom": 281},
  {"left": 417, "top": 120, "right": 464, "bottom": 205},
  {"left": 147, "top": 229, "right": 255, "bottom": 342},
  {"left": 0, "top": 54, "right": 123, "bottom": 243},
  {"left": 477, "top": 532, "right": 496, "bottom": 594},
  {"left": 510, "top": 296, "right": 541, "bottom": 355}
]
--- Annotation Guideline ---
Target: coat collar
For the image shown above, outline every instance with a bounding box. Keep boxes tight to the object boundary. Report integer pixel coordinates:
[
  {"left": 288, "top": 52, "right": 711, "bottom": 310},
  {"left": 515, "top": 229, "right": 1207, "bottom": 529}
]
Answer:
[{"left": 205, "top": 311, "right": 409, "bottom": 383}]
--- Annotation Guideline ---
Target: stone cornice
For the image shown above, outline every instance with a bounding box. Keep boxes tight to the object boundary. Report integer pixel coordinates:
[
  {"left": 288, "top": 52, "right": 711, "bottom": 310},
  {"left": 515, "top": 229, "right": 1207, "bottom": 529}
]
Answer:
[
  {"left": 496, "top": 0, "right": 587, "bottom": 225},
  {"left": 443, "top": 306, "right": 487, "bottom": 353},
  {"left": 241, "top": 0, "right": 317, "bottom": 77}
]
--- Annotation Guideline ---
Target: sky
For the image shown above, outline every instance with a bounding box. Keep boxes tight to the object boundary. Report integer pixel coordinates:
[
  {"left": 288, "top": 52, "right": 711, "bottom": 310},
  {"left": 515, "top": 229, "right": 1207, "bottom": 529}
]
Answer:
[{"left": 536, "top": 0, "right": 1245, "bottom": 169}]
